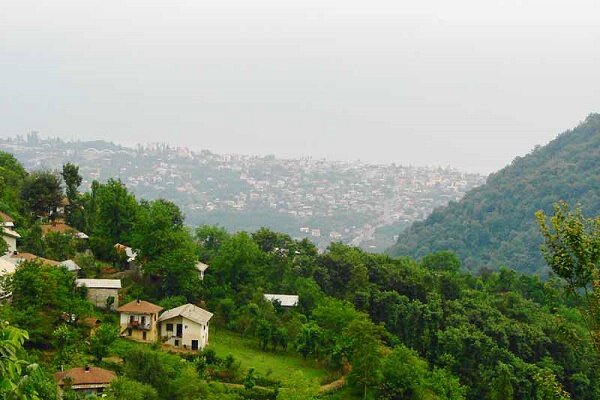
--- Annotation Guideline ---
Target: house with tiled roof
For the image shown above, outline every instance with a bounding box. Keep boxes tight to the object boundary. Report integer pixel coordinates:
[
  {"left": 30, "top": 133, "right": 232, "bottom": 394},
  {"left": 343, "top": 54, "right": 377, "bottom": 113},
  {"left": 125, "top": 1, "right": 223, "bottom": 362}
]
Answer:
[
  {"left": 117, "top": 299, "right": 163, "bottom": 343},
  {"left": 158, "top": 303, "right": 213, "bottom": 351},
  {"left": 41, "top": 221, "right": 89, "bottom": 239},
  {"left": 54, "top": 365, "right": 116, "bottom": 395}
]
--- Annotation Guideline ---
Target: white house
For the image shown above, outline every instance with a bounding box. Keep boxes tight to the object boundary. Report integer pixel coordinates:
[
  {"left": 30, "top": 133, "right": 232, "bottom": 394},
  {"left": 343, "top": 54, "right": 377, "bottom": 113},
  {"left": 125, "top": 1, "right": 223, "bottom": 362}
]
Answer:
[
  {"left": 0, "top": 212, "right": 19, "bottom": 254},
  {"left": 76, "top": 279, "right": 121, "bottom": 310},
  {"left": 158, "top": 303, "right": 213, "bottom": 351},
  {"left": 264, "top": 294, "right": 299, "bottom": 307}
]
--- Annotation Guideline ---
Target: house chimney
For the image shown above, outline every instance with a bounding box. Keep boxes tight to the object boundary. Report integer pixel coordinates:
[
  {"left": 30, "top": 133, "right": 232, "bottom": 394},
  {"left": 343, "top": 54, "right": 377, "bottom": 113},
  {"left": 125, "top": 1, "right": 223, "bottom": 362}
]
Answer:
[
  {"left": 84, "top": 365, "right": 90, "bottom": 372},
  {"left": 136, "top": 299, "right": 141, "bottom": 304}
]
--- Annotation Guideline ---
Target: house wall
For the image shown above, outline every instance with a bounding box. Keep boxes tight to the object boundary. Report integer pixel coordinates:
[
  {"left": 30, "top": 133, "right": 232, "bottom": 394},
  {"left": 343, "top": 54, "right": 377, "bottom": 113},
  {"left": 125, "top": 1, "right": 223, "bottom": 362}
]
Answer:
[
  {"left": 86, "top": 288, "right": 119, "bottom": 310},
  {"left": 159, "top": 316, "right": 209, "bottom": 350},
  {"left": 119, "top": 312, "right": 159, "bottom": 342},
  {"left": 2, "top": 235, "right": 16, "bottom": 253}
]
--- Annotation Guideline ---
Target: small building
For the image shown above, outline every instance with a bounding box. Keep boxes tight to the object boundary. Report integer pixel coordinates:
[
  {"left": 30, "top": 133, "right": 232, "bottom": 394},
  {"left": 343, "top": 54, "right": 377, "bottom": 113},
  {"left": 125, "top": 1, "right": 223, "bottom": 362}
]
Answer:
[
  {"left": 76, "top": 279, "right": 121, "bottom": 310},
  {"left": 264, "top": 294, "right": 299, "bottom": 307},
  {"left": 60, "top": 259, "right": 81, "bottom": 273},
  {"left": 0, "top": 211, "right": 19, "bottom": 253},
  {"left": 195, "top": 261, "right": 209, "bottom": 281},
  {"left": 117, "top": 299, "right": 163, "bottom": 343},
  {"left": 54, "top": 365, "right": 116, "bottom": 395},
  {"left": 41, "top": 222, "right": 89, "bottom": 239},
  {"left": 114, "top": 243, "right": 139, "bottom": 270},
  {"left": 158, "top": 303, "right": 213, "bottom": 351}
]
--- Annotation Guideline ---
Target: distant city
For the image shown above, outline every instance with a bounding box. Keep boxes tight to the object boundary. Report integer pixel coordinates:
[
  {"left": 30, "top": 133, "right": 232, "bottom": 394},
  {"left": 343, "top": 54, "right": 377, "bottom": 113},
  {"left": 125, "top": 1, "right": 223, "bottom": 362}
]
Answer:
[{"left": 0, "top": 132, "right": 485, "bottom": 251}]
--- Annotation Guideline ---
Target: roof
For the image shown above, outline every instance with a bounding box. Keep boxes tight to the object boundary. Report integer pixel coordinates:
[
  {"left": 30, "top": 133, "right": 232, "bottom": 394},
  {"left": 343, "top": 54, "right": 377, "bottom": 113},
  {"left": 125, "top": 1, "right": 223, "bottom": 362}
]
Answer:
[
  {"left": 158, "top": 303, "right": 213, "bottom": 325},
  {"left": 195, "top": 261, "right": 209, "bottom": 272},
  {"left": 60, "top": 260, "right": 81, "bottom": 272},
  {"left": 0, "top": 257, "right": 17, "bottom": 276},
  {"left": 8, "top": 252, "right": 60, "bottom": 266},
  {"left": 264, "top": 294, "right": 299, "bottom": 307},
  {"left": 41, "top": 223, "right": 88, "bottom": 239},
  {"left": 2, "top": 228, "right": 20, "bottom": 238},
  {"left": 76, "top": 279, "right": 122, "bottom": 289},
  {"left": 117, "top": 300, "right": 163, "bottom": 314},
  {"left": 0, "top": 211, "right": 14, "bottom": 223},
  {"left": 54, "top": 367, "right": 116, "bottom": 386}
]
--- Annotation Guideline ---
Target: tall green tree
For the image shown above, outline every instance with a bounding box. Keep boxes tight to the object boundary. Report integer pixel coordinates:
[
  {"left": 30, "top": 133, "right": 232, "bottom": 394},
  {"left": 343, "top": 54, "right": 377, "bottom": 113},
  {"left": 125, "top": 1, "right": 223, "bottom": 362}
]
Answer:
[
  {"left": 87, "top": 179, "right": 139, "bottom": 259},
  {"left": 61, "top": 163, "right": 84, "bottom": 228},
  {"left": 20, "top": 170, "right": 63, "bottom": 218},
  {"left": 536, "top": 202, "right": 600, "bottom": 355}
]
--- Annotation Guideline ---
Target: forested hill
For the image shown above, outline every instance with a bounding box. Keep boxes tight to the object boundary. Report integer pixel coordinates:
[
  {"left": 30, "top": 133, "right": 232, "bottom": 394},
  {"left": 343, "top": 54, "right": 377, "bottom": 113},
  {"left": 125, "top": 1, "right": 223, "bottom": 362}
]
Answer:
[{"left": 388, "top": 113, "right": 600, "bottom": 275}]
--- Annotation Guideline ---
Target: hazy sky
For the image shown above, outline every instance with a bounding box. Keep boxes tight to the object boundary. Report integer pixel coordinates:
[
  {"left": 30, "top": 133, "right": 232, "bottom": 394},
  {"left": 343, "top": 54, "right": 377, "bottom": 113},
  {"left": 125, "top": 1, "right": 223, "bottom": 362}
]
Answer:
[{"left": 1, "top": 0, "right": 598, "bottom": 173}]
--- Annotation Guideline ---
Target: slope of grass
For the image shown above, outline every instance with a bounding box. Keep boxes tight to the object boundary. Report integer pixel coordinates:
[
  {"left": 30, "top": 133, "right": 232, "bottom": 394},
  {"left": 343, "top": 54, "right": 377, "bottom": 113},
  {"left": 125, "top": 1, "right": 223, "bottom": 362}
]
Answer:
[{"left": 209, "top": 327, "right": 329, "bottom": 386}]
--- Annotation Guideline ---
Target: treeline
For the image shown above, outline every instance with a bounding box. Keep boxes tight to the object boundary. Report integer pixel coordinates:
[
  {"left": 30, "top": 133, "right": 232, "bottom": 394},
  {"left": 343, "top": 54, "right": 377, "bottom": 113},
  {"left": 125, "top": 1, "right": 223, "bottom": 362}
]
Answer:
[
  {"left": 389, "top": 113, "right": 600, "bottom": 275},
  {"left": 0, "top": 150, "right": 598, "bottom": 399}
]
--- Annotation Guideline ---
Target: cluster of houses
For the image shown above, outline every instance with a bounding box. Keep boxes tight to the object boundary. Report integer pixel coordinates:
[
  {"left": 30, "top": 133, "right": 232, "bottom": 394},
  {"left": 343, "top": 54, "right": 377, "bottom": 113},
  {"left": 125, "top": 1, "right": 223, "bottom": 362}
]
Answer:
[{"left": 0, "top": 210, "right": 300, "bottom": 396}]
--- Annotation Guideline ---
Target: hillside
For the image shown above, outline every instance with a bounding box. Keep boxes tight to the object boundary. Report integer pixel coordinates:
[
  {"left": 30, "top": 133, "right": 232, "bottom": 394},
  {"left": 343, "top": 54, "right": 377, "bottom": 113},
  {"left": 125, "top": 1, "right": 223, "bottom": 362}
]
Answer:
[
  {"left": 0, "top": 134, "right": 483, "bottom": 252},
  {"left": 388, "top": 113, "right": 600, "bottom": 274}
]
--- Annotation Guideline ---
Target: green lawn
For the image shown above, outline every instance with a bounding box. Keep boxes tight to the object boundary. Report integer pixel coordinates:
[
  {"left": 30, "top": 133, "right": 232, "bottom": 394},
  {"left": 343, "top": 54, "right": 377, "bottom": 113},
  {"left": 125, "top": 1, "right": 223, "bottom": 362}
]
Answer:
[{"left": 208, "top": 327, "right": 329, "bottom": 386}]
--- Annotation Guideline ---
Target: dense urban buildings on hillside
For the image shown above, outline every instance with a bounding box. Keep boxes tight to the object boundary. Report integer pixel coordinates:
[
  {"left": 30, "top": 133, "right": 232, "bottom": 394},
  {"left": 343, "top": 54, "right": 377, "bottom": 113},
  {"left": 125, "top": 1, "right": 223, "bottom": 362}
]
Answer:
[{"left": 0, "top": 133, "right": 484, "bottom": 251}]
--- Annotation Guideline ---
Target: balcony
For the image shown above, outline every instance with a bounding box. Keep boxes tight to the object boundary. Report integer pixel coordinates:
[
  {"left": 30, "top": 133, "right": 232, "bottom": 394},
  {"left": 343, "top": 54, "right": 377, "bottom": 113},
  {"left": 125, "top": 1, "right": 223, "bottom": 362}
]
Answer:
[{"left": 128, "top": 320, "right": 152, "bottom": 330}]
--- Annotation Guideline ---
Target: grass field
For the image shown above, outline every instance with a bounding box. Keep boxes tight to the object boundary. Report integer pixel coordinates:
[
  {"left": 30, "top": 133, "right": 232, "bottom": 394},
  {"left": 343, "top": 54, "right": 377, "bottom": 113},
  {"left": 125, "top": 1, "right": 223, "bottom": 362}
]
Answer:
[{"left": 209, "top": 327, "right": 329, "bottom": 386}]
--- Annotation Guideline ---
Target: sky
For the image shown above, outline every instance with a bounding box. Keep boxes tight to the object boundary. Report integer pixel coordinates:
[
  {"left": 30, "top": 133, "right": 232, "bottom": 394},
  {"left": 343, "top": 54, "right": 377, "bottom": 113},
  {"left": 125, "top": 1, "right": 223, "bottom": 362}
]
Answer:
[{"left": 1, "top": 0, "right": 599, "bottom": 174}]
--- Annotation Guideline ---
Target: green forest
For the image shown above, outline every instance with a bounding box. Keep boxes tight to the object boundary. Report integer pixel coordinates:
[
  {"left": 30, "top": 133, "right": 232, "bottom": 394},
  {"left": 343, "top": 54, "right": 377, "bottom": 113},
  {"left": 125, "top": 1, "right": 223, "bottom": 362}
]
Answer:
[
  {"left": 1, "top": 149, "right": 599, "bottom": 400},
  {"left": 389, "top": 113, "right": 600, "bottom": 275}
]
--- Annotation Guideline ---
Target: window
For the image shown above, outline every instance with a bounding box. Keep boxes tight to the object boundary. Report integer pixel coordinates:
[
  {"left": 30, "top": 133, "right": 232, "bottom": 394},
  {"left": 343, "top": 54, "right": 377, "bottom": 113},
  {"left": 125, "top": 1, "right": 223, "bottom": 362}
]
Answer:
[
  {"left": 128, "top": 328, "right": 132, "bottom": 336},
  {"left": 142, "top": 331, "right": 147, "bottom": 340},
  {"left": 174, "top": 339, "right": 179, "bottom": 347},
  {"left": 166, "top": 323, "right": 173, "bottom": 332}
]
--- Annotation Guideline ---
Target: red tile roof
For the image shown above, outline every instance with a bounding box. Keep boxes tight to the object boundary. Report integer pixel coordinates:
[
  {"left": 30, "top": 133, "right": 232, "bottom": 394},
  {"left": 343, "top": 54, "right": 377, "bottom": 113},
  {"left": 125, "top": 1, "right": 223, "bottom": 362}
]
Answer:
[
  {"left": 117, "top": 300, "right": 163, "bottom": 314},
  {"left": 0, "top": 211, "right": 14, "bottom": 223},
  {"left": 54, "top": 367, "right": 116, "bottom": 386}
]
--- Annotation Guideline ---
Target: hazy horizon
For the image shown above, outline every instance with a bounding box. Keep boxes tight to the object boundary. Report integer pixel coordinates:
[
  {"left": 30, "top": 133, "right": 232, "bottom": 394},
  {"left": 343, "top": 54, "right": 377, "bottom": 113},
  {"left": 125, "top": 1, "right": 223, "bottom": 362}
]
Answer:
[{"left": 1, "top": 0, "right": 599, "bottom": 174}]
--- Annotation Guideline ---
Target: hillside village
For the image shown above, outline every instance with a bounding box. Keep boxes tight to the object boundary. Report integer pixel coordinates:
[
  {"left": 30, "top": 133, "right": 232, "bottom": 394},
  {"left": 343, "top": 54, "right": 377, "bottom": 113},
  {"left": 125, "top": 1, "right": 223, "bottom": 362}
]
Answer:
[
  {"left": 0, "top": 134, "right": 484, "bottom": 251},
  {"left": 0, "top": 147, "right": 599, "bottom": 400}
]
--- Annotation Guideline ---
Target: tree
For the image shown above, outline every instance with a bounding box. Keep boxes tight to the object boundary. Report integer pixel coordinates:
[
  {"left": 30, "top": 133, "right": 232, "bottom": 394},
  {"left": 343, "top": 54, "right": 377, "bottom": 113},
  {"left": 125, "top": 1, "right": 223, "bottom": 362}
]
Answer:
[
  {"left": 87, "top": 179, "right": 139, "bottom": 258},
  {"left": 256, "top": 319, "right": 271, "bottom": 351},
  {"left": 0, "top": 321, "right": 40, "bottom": 399},
  {"left": 379, "top": 344, "right": 428, "bottom": 399},
  {"left": 20, "top": 170, "right": 63, "bottom": 218},
  {"left": 61, "top": 163, "right": 84, "bottom": 228},
  {"left": 536, "top": 202, "right": 600, "bottom": 355},
  {"left": 106, "top": 377, "right": 159, "bottom": 400},
  {"left": 421, "top": 251, "right": 462, "bottom": 273},
  {"left": 44, "top": 232, "right": 76, "bottom": 261},
  {"left": 89, "top": 323, "right": 119, "bottom": 362},
  {"left": 0, "top": 151, "right": 27, "bottom": 208},
  {"left": 295, "top": 322, "right": 322, "bottom": 360},
  {"left": 195, "top": 225, "right": 230, "bottom": 262},
  {"left": 344, "top": 318, "right": 384, "bottom": 399}
]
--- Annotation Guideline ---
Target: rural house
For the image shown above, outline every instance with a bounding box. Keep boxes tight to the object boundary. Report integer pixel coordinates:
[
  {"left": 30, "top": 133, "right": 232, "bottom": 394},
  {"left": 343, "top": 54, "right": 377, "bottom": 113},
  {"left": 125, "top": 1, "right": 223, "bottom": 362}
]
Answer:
[
  {"left": 54, "top": 365, "right": 116, "bottom": 395},
  {"left": 117, "top": 299, "right": 163, "bottom": 343},
  {"left": 0, "top": 211, "right": 20, "bottom": 253},
  {"left": 76, "top": 279, "right": 121, "bottom": 310},
  {"left": 41, "top": 221, "right": 89, "bottom": 239},
  {"left": 158, "top": 303, "right": 213, "bottom": 351}
]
